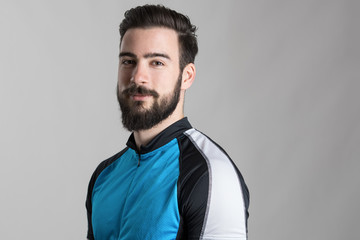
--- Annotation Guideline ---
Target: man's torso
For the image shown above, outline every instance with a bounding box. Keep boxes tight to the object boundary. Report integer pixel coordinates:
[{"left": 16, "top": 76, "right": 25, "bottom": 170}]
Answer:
[{"left": 86, "top": 118, "right": 249, "bottom": 240}]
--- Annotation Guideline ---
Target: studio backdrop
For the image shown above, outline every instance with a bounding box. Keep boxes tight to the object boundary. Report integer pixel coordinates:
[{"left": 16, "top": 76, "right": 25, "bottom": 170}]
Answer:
[{"left": 0, "top": 0, "right": 359, "bottom": 239}]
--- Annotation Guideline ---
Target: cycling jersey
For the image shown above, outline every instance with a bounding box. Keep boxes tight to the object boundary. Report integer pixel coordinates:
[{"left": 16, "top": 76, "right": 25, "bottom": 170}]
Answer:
[{"left": 86, "top": 118, "right": 249, "bottom": 239}]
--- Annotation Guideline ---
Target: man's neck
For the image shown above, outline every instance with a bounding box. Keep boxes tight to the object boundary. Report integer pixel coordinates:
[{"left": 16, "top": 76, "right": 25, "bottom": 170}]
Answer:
[{"left": 133, "top": 113, "right": 184, "bottom": 150}]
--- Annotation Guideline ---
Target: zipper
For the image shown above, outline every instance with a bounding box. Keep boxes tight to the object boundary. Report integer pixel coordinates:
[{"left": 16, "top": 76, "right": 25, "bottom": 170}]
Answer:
[{"left": 137, "top": 153, "right": 141, "bottom": 167}]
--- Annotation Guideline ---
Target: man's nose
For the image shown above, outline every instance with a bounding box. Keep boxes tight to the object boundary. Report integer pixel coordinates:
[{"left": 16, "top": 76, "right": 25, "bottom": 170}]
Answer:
[{"left": 131, "top": 62, "right": 148, "bottom": 85}]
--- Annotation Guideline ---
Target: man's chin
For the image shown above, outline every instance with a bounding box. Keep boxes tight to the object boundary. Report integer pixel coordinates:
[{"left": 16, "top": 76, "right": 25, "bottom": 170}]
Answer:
[{"left": 128, "top": 102, "right": 150, "bottom": 112}]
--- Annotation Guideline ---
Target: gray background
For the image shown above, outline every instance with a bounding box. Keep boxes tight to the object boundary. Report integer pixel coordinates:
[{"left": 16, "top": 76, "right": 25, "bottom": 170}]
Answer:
[{"left": 0, "top": 0, "right": 359, "bottom": 239}]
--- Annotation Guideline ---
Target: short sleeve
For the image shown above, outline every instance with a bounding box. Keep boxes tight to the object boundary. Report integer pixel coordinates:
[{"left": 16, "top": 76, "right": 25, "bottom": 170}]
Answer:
[{"left": 179, "top": 129, "right": 249, "bottom": 239}]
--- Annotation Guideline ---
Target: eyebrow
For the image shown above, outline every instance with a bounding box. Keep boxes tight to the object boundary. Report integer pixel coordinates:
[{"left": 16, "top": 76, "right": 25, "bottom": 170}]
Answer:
[
  {"left": 144, "top": 53, "right": 171, "bottom": 60},
  {"left": 119, "top": 52, "right": 136, "bottom": 58},
  {"left": 119, "top": 52, "right": 171, "bottom": 60}
]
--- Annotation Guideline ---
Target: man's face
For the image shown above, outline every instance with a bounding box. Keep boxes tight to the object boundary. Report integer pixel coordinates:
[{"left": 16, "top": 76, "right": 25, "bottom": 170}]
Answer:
[{"left": 117, "top": 27, "right": 182, "bottom": 131}]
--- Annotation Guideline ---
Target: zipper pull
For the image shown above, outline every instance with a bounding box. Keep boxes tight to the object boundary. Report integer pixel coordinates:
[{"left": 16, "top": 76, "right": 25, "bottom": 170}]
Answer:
[{"left": 137, "top": 154, "right": 141, "bottom": 167}]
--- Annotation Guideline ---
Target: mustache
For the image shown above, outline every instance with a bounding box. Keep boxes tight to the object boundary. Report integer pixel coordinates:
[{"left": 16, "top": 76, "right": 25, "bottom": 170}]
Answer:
[{"left": 122, "top": 84, "right": 159, "bottom": 98}]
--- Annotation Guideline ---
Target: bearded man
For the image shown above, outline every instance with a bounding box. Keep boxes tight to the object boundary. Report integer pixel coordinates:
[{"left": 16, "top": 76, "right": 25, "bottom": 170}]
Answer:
[{"left": 86, "top": 4, "right": 249, "bottom": 240}]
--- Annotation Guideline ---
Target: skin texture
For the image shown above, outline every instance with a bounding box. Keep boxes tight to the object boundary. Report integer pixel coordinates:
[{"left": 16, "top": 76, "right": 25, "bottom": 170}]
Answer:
[{"left": 118, "top": 27, "right": 196, "bottom": 149}]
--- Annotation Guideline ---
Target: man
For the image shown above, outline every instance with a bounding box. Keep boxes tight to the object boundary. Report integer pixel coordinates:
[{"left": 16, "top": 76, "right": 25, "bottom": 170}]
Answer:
[{"left": 86, "top": 4, "right": 249, "bottom": 240}]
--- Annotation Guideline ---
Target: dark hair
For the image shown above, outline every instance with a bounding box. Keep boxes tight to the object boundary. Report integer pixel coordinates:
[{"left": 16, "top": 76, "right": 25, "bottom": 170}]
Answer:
[{"left": 119, "top": 4, "right": 198, "bottom": 71}]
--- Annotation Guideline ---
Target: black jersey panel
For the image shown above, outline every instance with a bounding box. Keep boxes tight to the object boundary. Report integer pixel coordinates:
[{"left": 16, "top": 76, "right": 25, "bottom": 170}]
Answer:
[{"left": 177, "top": 134, "right": 210, "bottom": 239}]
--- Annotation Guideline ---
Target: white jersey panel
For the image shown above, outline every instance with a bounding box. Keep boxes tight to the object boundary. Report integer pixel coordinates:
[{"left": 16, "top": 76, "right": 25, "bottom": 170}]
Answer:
[{"left": 185, "top": 129, "right": 247, "bottom": 240}]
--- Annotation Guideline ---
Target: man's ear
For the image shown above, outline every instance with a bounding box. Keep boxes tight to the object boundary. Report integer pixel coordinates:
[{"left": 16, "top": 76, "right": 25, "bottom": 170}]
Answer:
[{"left": 181, "top": 63, "right": 196, "bottom": 90}]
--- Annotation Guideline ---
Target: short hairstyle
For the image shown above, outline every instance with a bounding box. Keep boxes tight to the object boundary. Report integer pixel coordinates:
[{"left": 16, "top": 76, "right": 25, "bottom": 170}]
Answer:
[{"left": 119, "top": 4, "right": 198, "bottom": 71}]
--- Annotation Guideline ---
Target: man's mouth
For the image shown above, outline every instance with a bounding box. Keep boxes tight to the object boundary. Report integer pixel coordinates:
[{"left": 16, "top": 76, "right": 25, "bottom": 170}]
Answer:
[
  {"left": 123, "top": 85, "right": 159, "bottom": 100},
  {"left": 131, "top": 94, "right": 152, "bottom": 101}
]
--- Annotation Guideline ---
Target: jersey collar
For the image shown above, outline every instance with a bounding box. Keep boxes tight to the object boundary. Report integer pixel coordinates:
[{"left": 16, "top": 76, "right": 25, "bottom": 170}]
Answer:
[{"left": 126, "top": 117, "right": 192, "bottom": 154}]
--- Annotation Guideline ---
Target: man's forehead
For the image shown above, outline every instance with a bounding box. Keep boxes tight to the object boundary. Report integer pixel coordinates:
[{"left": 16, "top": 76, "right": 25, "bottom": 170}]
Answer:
[
  {"left": 120, "top": 27, "right": 179, "bottom": 57},
  {"left": 121, "top": 26, "right": 178, "bottom": 40}
]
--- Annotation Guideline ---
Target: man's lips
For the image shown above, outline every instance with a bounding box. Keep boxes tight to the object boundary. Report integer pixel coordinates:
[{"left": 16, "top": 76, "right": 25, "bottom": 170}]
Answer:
[
  {"left": 122, "top": 85, "right": 159, "bottom": 100},
  {"left": 131, "top": 94, "right": 152, "bottom": 101}
]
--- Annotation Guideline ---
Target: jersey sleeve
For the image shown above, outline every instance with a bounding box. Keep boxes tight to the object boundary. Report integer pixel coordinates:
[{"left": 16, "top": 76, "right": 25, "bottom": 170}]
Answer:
[{"left": 179, "top": 129, "right": 250, "bottom": 239}]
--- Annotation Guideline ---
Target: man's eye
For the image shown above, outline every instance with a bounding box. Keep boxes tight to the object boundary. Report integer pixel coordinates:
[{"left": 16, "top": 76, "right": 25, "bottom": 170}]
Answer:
[
  {"left": 152, "top": 61, "right": 164, "bottom": 66},
  {"left": 122, "top": 60, "right": 135, "bottom": 65}
]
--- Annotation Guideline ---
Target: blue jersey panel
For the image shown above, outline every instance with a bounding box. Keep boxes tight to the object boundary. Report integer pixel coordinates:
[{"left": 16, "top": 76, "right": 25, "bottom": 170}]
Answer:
[{"left": 91, "top": 138, "right": 181, "bottom": 240}]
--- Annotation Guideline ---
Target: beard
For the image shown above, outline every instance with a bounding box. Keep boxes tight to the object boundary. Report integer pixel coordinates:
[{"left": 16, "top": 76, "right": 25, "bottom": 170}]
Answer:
[{"left": 117, "top": 75, "right": 182, "bottom": 131}]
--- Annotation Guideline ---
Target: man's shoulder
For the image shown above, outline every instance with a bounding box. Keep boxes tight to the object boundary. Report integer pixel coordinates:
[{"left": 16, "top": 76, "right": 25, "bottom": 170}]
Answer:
[
  {"left": 181, "top": 128, "right": 231, "bottom": 160},
  {"left": 179, "top": 128, "right": 245, "bottom": 185},
  {"left": 178, "top": 128, "right": 236, "bottom": 177}
]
